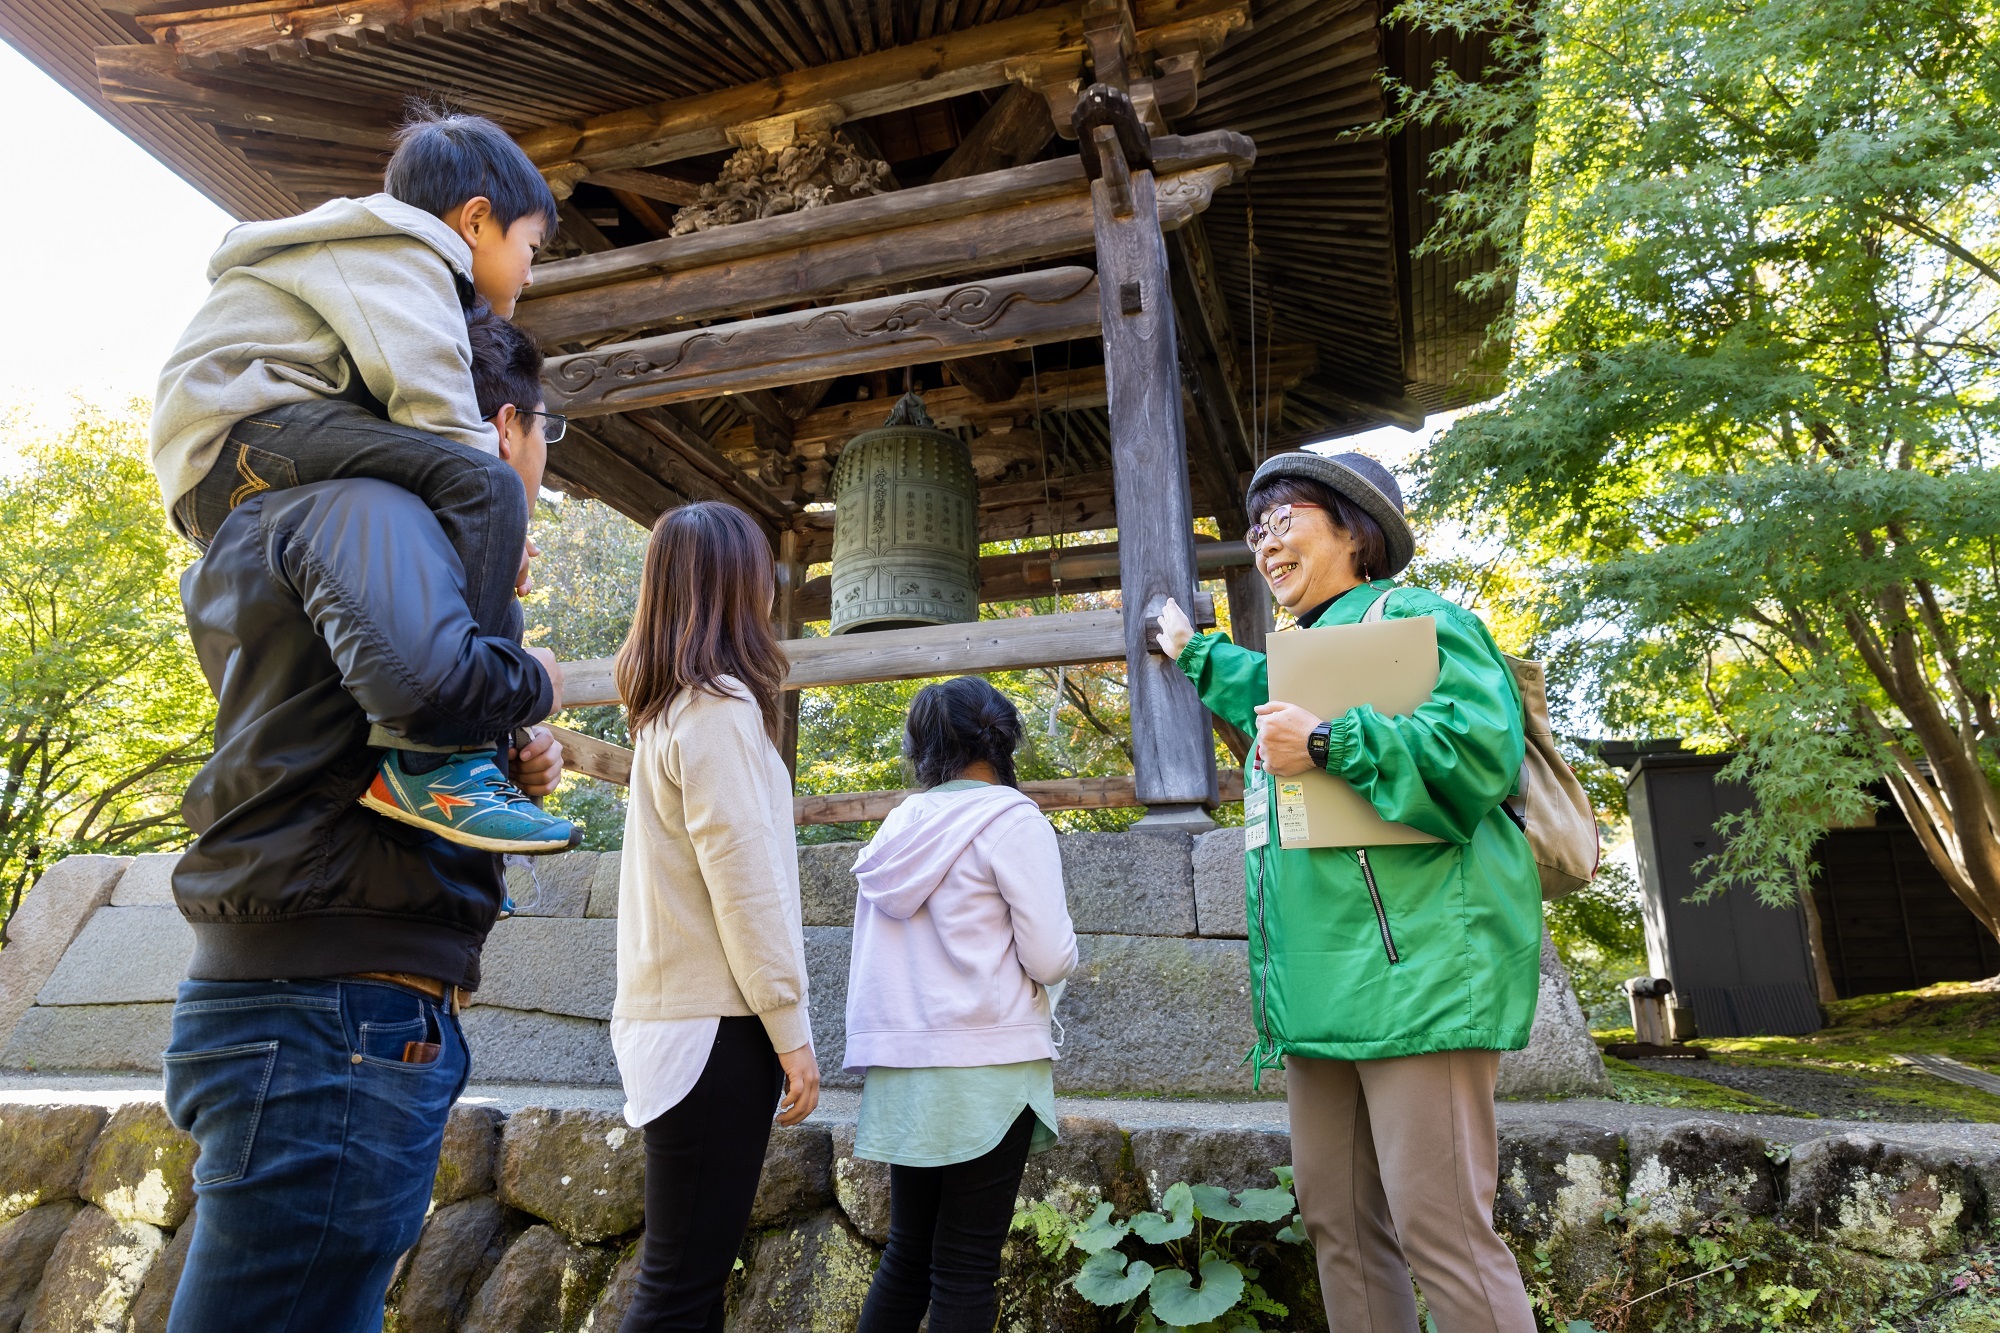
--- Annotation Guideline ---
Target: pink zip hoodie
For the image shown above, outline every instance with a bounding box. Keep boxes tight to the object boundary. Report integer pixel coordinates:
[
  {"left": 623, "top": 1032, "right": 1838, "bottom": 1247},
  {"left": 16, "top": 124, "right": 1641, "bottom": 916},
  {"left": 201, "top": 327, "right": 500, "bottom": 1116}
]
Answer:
[{"left": 842, "top": 783, "right": 1078, "bottom": 1070}]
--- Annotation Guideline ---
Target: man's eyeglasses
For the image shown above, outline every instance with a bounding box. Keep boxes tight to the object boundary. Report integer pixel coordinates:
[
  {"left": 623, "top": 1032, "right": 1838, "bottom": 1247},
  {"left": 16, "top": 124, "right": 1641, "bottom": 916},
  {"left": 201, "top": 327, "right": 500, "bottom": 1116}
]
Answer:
[
  {"left": 1245, "top": 502, "right": 1320, "bottom": 549},
  {"left": 518, "top": 408, "right": 568, "bottom": 444}
]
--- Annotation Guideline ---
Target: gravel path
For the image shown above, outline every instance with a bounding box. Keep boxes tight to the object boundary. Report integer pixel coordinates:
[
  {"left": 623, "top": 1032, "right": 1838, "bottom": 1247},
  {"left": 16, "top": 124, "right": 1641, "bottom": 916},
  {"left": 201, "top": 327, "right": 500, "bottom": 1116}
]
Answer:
[{"left": 7, "top": 1072, "right": 1999, "bottom": 1152}]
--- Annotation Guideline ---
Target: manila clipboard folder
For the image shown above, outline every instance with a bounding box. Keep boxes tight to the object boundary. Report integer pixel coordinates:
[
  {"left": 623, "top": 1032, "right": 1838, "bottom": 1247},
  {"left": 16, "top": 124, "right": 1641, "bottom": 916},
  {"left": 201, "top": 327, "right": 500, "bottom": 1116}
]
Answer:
[{"left": 1263, "top": 614, "right": 1443, "bottom": 848}]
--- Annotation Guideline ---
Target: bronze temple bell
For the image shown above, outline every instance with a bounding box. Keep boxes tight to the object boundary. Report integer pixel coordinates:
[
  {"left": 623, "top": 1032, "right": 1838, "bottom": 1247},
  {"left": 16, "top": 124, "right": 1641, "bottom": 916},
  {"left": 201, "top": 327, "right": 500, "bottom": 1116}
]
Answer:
[{"left": 828, "top": 392, "right": 981, "bottom": 634}]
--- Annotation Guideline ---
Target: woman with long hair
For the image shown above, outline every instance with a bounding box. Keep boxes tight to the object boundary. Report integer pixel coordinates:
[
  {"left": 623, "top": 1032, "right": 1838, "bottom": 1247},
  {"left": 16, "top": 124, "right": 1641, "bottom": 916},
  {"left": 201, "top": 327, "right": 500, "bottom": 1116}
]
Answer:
[
  {"left": 845, "top": 675, "right": 1077, "bottom": 1333},
  {"left": 610, "top": 501, "right": 819, "bottom": 1332}
]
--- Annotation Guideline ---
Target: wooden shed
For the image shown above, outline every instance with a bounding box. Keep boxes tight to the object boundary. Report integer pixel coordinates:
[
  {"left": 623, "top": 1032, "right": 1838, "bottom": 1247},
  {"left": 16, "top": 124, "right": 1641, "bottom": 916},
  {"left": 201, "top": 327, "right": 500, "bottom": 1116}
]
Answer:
[{"left": 3, "top": 0, "right": 1509, "bottom": 823}]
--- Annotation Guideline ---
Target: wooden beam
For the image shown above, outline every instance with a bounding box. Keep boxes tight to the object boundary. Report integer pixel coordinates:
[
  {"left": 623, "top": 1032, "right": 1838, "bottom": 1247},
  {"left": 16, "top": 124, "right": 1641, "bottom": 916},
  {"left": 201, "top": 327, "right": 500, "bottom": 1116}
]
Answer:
[
  {"left": 947, "top": 355, "right": 1023, "bottom": 404},
  {"left": 929, "top": 83, "right": 1058, "bottom": 184},
  {"left": 543, "top": 268, "right": 1103, "bottom": 419},
  {"left": 516, "top": 135, "right": 1250, "bottom": 344},
  {"left": 547, "top": 725, "right": 631, "bottom": 788},
  {"left": 586, "top": 411, "right": 788, "bottom": 529},
  {"left": 512, "top": 5, "right": 1096, "bottom": 174},
  {"left": 796, "top": 768, "right": 1245, "bottom": 824},
  {"left": 584, "top": 168, "right": 702, "bottom": 207},
  {"left": 93, "top": 44, "right": 394, "bottom": 148},
  {"left": 558, "top": 592, "right": 1215, "bottom": 707},
  {"left": 545, "top": 424, "right": 691, "bottom": 528},
  {"left": 743, "top": 366, "right": 1109, "bottom": 459}
]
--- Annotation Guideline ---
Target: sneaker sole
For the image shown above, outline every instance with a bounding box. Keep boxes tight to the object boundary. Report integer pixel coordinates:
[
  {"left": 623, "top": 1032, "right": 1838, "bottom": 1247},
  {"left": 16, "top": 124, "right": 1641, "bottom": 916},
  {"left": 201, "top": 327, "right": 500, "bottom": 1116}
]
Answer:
[{"left": 358, "top": 792, "right": 582, "bottom": 855}]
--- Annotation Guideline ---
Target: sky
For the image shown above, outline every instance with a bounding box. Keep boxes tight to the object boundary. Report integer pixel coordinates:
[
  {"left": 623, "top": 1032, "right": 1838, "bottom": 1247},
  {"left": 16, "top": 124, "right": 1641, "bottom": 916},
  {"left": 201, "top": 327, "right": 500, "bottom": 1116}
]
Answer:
[{"left": 0, "top": 43, "right": 232, "bottom": 422}]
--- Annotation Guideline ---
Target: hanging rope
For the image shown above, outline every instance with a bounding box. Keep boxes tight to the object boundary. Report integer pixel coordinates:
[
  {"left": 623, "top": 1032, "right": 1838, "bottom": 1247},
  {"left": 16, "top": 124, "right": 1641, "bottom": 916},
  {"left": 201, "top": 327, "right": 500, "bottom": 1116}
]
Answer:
[
  {"left": 1026, "top": 340, "right": 1067, "bottom": 739},
  {"left": 1245, "top": 184, "right": 1263, "bottom": 464}
]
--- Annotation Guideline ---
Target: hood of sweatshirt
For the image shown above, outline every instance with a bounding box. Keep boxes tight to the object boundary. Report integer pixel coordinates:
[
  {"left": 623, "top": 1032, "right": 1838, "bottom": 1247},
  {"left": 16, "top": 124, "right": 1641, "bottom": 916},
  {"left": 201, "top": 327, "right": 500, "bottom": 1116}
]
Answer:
[
  {"left": 206, "top": 193, "right": 474, "bottom": 286},
  {"left": 851, "top": 783, "right": 1040, "bottom": 920}
]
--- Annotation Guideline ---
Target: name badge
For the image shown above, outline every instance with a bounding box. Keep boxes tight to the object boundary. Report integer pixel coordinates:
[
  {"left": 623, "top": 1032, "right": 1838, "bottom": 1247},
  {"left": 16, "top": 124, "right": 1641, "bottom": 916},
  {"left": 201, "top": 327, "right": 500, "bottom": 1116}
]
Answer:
[
  {"left": 1244, "top": 766, "right": 1270, "bottom": 851},
  {"left": 1276, "top": 781, "right": 1310, "bottom": 845}
]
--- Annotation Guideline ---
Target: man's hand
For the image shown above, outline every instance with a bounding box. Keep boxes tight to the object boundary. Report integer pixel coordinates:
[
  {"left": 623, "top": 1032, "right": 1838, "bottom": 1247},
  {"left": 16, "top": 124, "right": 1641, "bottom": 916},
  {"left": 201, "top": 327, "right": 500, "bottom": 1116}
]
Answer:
[
  {"left": 1155, "top": 597, "right": 1196, "bottom": 659},
  {"left": 1254, "top": 701, "right": 1325, "bottom": 777},
  {"left": 526, "top": 646, "right": 565, "bottom": 715},
  {"left": 515, "top": 538, "right": 539, "bottom": 597},
  {"left": 509, "top": 725, "right": 566, "bottom": 799},
  {"left": 775, "top": 1043, "right": 821, "bottom": 1126}
]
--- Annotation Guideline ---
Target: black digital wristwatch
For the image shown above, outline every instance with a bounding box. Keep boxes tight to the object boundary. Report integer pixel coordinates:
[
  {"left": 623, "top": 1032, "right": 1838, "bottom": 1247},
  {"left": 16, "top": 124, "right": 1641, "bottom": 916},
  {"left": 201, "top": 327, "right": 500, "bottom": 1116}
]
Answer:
[{"left": 1307, "top": 721, "right": 1333, "bottom": 770}]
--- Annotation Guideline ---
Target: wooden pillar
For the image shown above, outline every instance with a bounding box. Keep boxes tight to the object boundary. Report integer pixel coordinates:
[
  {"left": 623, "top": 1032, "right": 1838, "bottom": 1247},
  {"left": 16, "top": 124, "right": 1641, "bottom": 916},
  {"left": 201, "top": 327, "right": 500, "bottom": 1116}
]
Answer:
[
  {"left": 1223, "top": 564, "right": 1273, "bottom": 656},
  {"left": 1083, "top": 84, "right": 1216, "bottom": 831},
  {"left": 774, "top": 527, "right": 806, "bottom": 776}
]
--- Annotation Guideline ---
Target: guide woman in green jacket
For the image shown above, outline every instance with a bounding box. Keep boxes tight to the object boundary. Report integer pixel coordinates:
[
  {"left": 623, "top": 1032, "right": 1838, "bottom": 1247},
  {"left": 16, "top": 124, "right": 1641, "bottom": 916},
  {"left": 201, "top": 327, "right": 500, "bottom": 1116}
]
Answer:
[{"left": 1157, "top": 451, "right": 1539, "bottom": 1333}]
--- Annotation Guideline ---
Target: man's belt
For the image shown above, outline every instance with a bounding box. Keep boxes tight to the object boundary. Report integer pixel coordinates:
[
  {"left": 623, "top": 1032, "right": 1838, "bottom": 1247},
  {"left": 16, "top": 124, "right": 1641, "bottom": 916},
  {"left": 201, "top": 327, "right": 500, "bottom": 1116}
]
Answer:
[{"left": 347, "top": 971, "right": 473, "bottom": 1015}]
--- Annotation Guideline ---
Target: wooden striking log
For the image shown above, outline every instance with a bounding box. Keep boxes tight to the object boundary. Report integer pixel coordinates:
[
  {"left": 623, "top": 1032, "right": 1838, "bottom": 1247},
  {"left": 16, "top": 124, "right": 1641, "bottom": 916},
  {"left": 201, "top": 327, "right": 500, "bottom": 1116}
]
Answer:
[
  {"left": 542, "top": 268, "right": 1102, "bottom": 419},
  {"left": 1084, "top": 87, "right": 1217, "bottom": 820},
  {"left": 516, "top": 135, "right": 1251, "bottom": 343},
  {"left": 556, "top": 592, "right": 1215, "bottom": 708},
  {"left": 795, "top": 767, "right": 1246, "bottom": 825}
]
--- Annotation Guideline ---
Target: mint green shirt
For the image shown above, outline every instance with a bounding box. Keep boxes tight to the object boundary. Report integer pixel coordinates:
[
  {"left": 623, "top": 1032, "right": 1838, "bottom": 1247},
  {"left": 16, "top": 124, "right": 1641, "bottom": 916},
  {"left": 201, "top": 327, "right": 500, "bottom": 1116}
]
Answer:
[{"left": 851, "top": 779, "right": 1061, "bottom": 1167}]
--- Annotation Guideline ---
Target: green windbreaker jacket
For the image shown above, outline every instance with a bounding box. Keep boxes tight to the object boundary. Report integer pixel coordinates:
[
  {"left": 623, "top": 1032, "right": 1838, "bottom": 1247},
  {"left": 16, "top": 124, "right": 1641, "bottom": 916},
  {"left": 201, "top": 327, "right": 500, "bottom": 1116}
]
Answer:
[{"left": 1177, "top": 580, "right": 1542, "bottom": 1075}]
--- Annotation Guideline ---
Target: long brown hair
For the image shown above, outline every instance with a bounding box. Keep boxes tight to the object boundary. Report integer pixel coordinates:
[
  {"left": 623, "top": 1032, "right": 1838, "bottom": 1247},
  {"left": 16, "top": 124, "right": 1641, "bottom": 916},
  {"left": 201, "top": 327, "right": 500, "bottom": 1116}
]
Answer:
[{"left": 615, "top": 502, "right": 789, "bottom": 742}]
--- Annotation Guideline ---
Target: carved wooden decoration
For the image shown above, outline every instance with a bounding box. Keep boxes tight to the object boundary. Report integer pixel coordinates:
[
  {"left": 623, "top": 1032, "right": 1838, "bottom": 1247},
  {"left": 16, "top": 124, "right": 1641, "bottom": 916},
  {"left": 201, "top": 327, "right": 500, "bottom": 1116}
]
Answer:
[
  {"left": 543, "top": 268, "right": 1101, "bottom": 417},
  {"left": 669, "top": 125, "right": 891, "bottom": 235}
]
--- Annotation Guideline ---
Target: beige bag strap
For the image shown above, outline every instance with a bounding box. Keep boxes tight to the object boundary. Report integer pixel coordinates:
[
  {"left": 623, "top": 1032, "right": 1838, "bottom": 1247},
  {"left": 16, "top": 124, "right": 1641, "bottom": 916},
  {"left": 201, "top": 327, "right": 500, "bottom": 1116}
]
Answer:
[{"left": 1360, "top": 587, "right": 1600, "bottom": 899}]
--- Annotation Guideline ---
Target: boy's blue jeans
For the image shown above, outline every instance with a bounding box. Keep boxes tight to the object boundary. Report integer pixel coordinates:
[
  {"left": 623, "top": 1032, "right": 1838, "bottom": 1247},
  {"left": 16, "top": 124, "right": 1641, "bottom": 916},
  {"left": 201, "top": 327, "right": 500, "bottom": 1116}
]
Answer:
[
  {"left": 171, "top": 399, "right": 527, "bottom": 646},
  {"left": 163, "top": 978, "right": 470, "bottom": 1333}
]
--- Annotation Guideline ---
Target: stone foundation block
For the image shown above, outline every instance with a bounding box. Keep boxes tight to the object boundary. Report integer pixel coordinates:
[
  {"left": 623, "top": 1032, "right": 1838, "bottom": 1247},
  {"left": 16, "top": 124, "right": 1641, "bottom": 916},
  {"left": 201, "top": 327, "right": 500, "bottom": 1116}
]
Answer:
[
  {"left": 0, "top": 1104, "right": 107, "bottom": 1222},
  {"left": 1625, "top": 1120, "right": 1778, "bottom": 1234},
  {"left": 1060, "top": 831, "right": 1197, "bottom": 936},
  {"left": 125, "top": 1212, "right": 194, "bottom": 1333},
  {"left": 799, "top": 843, "right": 862, "bottom": 927},
  {"left": 77, "top": 1102, "right": 196, "bottom": 1230},
  {"left": 585, "top": 856, "right": 621, "bottom": 919},
  {"left": 461, "top": 1008, "right": 617, "bottom": 1085},
  {"left": 1784, "top": 1134, "right": 1981, "bottom": 1260},
  {"left": 1495, "top": 931, "right": 1614, "bottom": 1099},
  {"left": 19, "top": 1203, "right": 165, "bottom": 1333},
  {"left": 803, "top": 927, "right": 858, "bottom": 1089},
  {"left": 1, "top": 1004, "right": 174, "bottom": 1074},
  {"left": 1020, "top": 1115, "right": 1139, "bottom": 1216},
  {"left": 579, "top": 1245, "right": 641, "bottom": 1331},
  {"left": 387, "top": 1195, "right": 512, "bottom": 1333},
  {"left": 727, "top": 1209, "right": 876, "bottom": 1333},
  {"left": 1130, "top": 1126, "right": 1290, "bottom": 1207},
  {"left": 0, "top": 856, "right": 129, "bottom": 1053},
  {"left": 476, "top": 919, "right": 617, "bottom": 1020},
  {"left": 498, "top": 1108, "right": 645, "bottom": 1244},
  {"left": 1192, "top": 827, "right": 1247, "bottom": 939},
  {"left": 503, "top": 851, "right": 599, "bottom": 918},
  {"left": 1494, "top": 1120, "right": 1625, "bottom": 1288},
  {"left": 34, "top": 908, "right": 192, "bottom": 1008},
  {"left": 829, "top": 1124, "right": 890, "bottom": 1245},
  {"left": 107, "top": 855, "right": 180, "bottom": 909},
  {"left": 434, "top": 1104, "right": 506, "bottom": 1206},
  {"left": 460, "top": 1224, "right": 616, "bottom": 1333},
  {"left": 1059, "top": 936, "right": 1277, "bottom": 1095},
  {"left": 750, "top": 1125, "right": 834, "bottom": 1228},
  {"left": 0, "top": 1201, "right": 81, "bottom": 1330}
]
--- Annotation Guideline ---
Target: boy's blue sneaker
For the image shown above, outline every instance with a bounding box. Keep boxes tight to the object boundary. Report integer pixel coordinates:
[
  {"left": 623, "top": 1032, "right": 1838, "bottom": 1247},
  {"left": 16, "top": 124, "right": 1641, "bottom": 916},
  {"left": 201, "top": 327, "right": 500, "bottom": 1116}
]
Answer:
[{"left": 361, "top": 749, "right": 580, "bottom": 855}]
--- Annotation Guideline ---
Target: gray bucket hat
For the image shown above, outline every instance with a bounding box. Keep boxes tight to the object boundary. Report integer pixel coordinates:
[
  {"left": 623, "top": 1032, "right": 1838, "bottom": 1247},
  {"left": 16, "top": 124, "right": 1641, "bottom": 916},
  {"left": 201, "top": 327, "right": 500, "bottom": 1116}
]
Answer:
[{"left": 1247, "top": 450, "right": 1415, "bottom": 576}]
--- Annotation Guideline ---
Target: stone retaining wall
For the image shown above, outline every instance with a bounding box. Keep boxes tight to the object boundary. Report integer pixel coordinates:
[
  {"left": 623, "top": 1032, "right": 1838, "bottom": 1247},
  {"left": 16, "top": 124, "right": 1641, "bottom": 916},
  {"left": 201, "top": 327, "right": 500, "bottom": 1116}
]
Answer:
[
  {"left": 0, "top": 841, "right": 1611, "bottom": 1098},
  {"left": 4, "top": 1097, "right": 1996, "bottom": 1332}
]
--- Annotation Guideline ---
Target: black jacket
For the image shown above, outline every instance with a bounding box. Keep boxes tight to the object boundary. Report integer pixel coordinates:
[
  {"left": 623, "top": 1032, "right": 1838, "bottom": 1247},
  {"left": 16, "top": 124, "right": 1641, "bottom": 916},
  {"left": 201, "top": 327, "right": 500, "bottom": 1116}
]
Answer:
[{"left": 173, "top": 479, "right": 553, "bottom": 988}]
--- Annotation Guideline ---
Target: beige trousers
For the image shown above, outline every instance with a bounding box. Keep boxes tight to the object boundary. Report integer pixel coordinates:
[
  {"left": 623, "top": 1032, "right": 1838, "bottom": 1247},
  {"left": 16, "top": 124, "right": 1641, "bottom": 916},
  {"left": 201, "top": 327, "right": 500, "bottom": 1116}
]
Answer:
[{"left": 1287, "top": 1049, "right": 1535, "bottom": 1333}]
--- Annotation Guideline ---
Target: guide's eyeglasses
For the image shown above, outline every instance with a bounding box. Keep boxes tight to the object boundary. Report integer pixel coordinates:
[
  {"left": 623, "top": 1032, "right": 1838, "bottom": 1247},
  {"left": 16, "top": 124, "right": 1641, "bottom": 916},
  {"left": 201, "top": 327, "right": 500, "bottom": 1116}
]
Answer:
[
  {"left": 518, "top": 408, "right": 568, "bottom": 444},
  {"left": 1245, "top": 502, "right": 1321, "bottom": 549}
]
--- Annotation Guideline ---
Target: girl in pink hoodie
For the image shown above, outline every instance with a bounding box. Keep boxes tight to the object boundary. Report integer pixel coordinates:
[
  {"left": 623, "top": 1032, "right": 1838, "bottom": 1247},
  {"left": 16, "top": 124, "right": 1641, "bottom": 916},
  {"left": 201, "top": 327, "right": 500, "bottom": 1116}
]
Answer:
[{"left": 845, "top": 676, "right": 1078, "bottom": 1333}]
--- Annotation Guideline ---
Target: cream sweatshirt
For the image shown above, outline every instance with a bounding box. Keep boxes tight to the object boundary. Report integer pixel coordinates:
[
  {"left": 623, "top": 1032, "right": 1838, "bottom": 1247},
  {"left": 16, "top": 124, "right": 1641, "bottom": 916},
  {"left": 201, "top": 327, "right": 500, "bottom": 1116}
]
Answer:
[
  {"left": 614, "top": 678, "right": 811, "bottom": 1054},
  {"left": 150, "top": 193, "right": 499, "bottom": 523}
]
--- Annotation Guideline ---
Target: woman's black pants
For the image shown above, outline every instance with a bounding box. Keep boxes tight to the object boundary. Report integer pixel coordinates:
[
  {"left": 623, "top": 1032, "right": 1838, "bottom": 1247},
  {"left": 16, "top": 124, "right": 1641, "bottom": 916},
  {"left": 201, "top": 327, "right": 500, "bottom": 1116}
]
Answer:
[
  {"left": 619, "top": 1016, "right": 782, "bottom": 1332},
  {"left": 855, "top": 1108, "right": 1038, "bottom": 1333}
]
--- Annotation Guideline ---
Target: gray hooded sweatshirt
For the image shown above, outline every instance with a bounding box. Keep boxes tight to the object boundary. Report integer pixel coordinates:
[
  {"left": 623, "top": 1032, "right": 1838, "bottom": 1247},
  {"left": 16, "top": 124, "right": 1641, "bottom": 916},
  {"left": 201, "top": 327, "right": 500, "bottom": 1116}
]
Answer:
[{"left": 149, "top": 193, "right": 499, "bottom": 522}]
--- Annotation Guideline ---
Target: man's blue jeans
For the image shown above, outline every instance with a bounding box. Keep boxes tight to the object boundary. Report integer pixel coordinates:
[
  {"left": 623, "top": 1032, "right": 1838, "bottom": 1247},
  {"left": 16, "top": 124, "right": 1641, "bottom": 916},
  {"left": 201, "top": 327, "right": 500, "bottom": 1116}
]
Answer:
[{"left": 163, "top": 978, "right": 470, "bottom": 1333}]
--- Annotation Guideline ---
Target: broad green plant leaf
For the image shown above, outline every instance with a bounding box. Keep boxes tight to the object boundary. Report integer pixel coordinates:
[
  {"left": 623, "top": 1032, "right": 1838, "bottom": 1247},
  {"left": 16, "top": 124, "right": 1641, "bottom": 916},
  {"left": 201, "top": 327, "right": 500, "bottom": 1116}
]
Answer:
[
  {"left": 1131, "top": 1182, "right": 1196, "bottom": 1244},
  {"left": 1230, "top": 1187, "right": 1298, "bottom": 1223},
  {"left": 1070, "top": 1201, "right": 1130, "bottom": 1254},
  {"left": 1073, "top": 1248, "right": 1154, "bottom": 1306},
  {"left": 1189, "top": 1184, "right": 1243, "bottom": 1221},
  {"left": 1275, "top": 1216, "right": 1308, "bottom": 1245},
  {"left": 1148, "top": 1258, "right": 1246, "bottom": 1326},
  {"left": 1271, "top": 1165, "right": 1294, "bottom": 1189}
]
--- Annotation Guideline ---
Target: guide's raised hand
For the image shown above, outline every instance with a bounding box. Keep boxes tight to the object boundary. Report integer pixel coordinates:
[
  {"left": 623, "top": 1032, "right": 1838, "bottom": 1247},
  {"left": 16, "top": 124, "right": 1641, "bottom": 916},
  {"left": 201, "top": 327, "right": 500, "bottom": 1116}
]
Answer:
[{"left": 1155, "top": 597, "right": 1196, "bottom": 659}]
